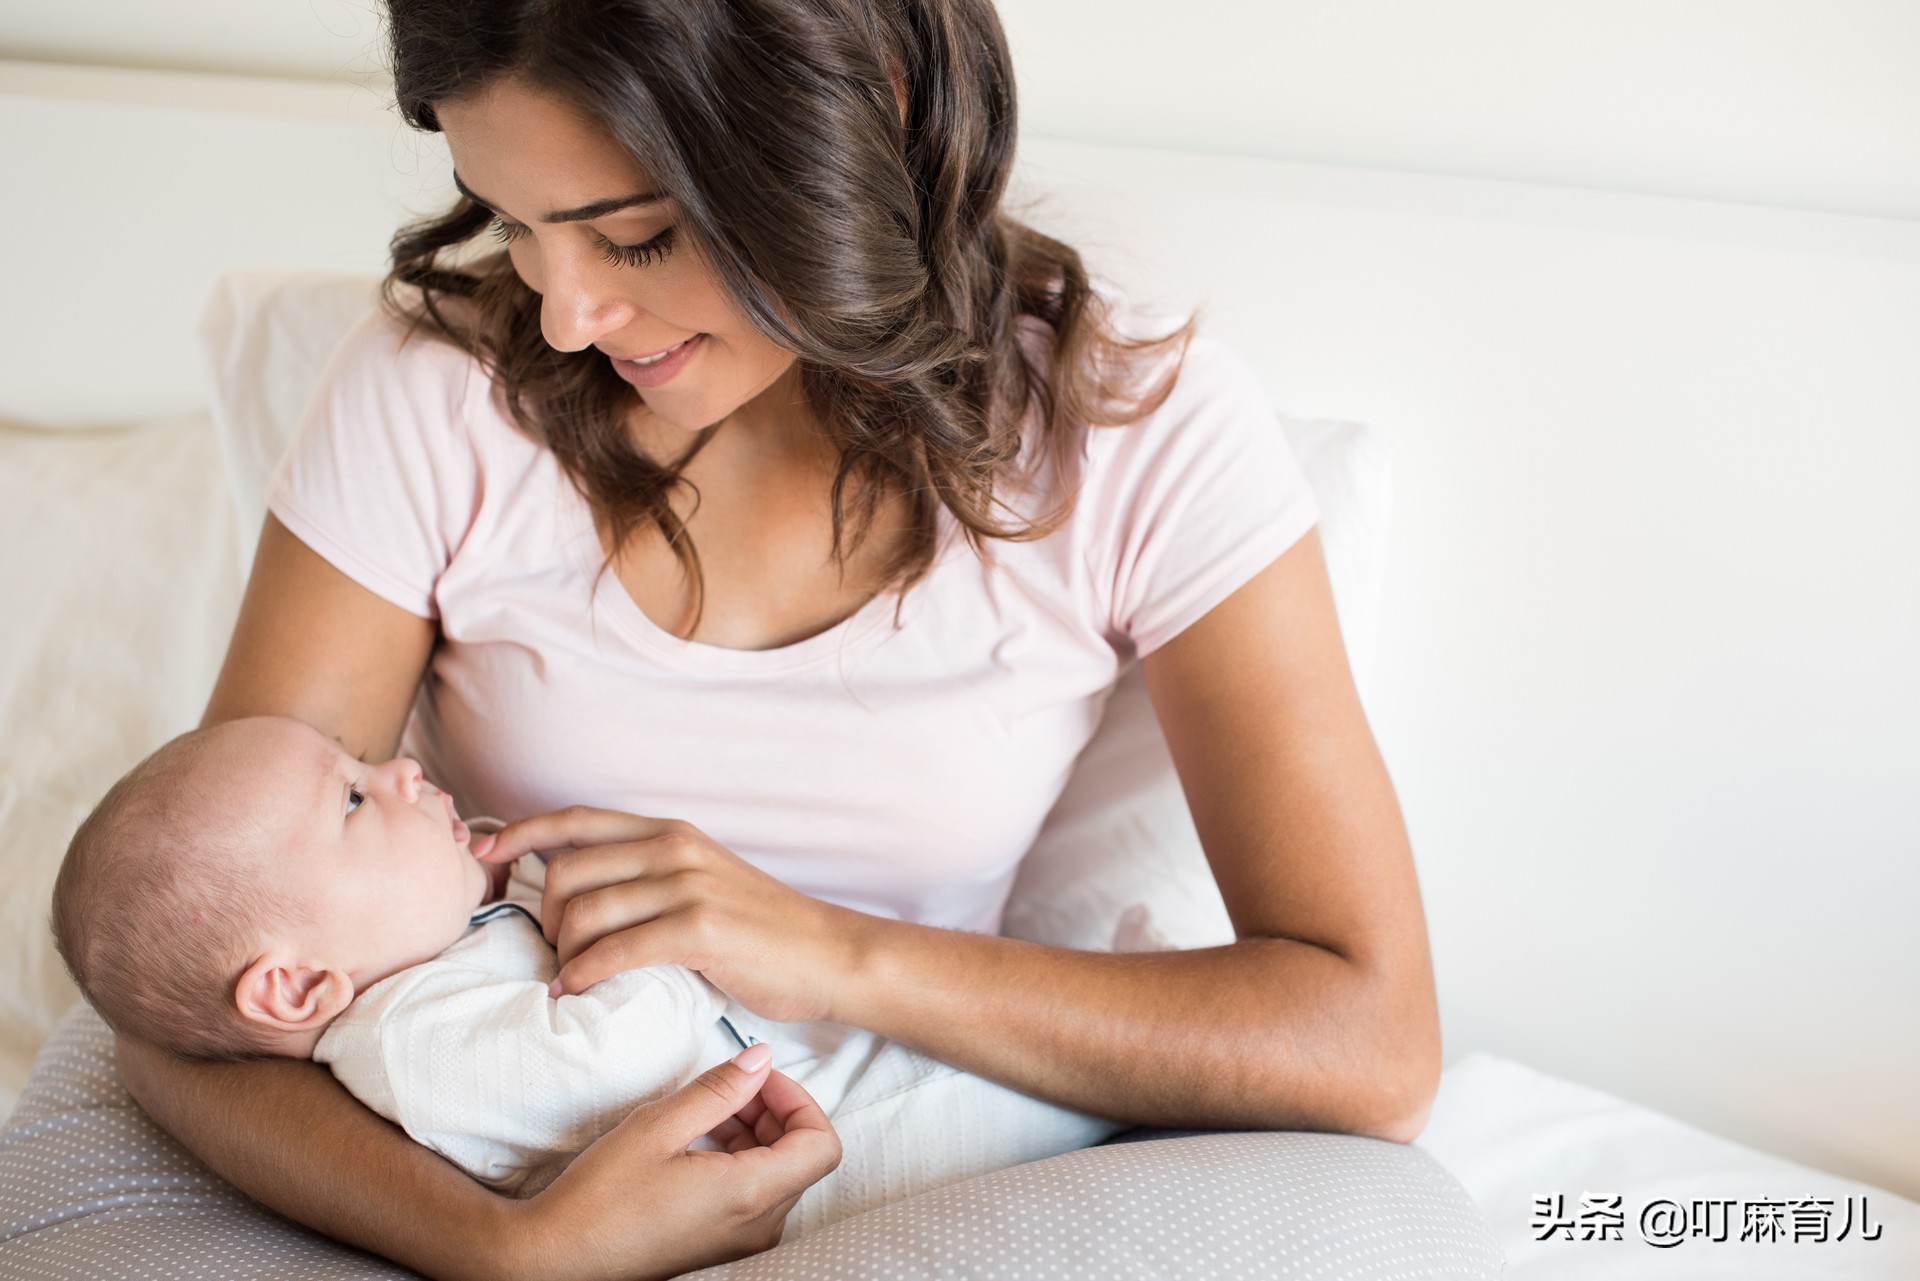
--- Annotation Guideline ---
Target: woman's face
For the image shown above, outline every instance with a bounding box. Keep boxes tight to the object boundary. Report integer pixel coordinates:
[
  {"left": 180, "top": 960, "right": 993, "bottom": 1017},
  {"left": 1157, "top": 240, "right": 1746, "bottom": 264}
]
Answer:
[{"left": 436, "top": 78, "right": 799, "bottom": 438}]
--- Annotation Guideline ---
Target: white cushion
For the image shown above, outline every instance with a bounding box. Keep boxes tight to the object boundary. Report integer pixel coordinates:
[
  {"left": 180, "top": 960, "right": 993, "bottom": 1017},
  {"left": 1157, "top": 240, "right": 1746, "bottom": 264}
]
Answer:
[
  {"left": 195, "top": 271, "right": 1394, "bottom": 958},
  {"left": 0, "top": 1003, "right": 1504, "bottom": 1281},
  {"left": 0, "top": 414, "right": 244, "bottom": 1113}
]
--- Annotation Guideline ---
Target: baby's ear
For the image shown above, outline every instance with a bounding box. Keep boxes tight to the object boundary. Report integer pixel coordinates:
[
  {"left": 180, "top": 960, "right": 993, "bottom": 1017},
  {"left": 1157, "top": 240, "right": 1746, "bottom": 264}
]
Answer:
[{"left": 234, "top": 955, "right": 356, "bottom": 1032}]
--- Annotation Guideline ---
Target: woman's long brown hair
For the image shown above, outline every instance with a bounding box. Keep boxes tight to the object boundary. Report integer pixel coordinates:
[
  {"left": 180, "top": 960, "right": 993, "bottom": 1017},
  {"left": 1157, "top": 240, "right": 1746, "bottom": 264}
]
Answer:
[{"left": 382, "top": 0, "right": 1193, "bottom": 635}]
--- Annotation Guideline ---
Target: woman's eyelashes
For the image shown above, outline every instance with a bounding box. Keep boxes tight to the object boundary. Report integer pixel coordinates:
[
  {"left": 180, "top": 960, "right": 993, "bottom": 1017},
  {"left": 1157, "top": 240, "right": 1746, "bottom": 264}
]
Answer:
[
  {"left": 598, "top": 225, "right": 677, "bottom": 269},
  {"left": 487, "top": 216, "right": 677, "bottom": 269}
]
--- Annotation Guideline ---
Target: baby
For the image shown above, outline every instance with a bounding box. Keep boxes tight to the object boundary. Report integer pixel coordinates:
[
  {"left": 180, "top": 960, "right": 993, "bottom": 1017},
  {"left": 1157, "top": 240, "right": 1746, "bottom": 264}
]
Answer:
[{"left": 51, "top": 715, "right": 1123, "bottom": 1238}]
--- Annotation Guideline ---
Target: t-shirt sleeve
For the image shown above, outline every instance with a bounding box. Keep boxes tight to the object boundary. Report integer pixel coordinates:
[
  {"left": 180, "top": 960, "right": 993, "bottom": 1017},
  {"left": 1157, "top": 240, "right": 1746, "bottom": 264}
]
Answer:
[
  {"left": 263, "top": 309, "right": 488, "bottom": 620},
  {"left": 1089, "top": 334, "right": 1321, "bottom": 660}
]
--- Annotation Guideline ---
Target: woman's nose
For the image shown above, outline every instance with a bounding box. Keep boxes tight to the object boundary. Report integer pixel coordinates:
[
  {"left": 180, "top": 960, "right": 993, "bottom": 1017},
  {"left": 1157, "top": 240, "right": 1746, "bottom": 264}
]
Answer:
[{"left": 539, "top": 256, "right": 640, "bottom": 353}]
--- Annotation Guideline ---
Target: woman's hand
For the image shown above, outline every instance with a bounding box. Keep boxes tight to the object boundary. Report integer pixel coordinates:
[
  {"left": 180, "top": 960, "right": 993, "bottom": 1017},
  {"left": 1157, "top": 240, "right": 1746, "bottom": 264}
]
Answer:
[
  {"left": 504, "top": 1044, "right": 841, "bottom": 1281},
  {"left": 474, "top": 808, "right": 868, "bottom": 1021}
]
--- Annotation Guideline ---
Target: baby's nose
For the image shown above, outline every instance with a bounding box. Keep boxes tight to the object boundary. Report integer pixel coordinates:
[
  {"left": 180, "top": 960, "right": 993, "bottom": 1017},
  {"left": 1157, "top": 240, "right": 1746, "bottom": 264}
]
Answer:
[{"left": 386, "top": 757, "right": 425, "bottom": 801}]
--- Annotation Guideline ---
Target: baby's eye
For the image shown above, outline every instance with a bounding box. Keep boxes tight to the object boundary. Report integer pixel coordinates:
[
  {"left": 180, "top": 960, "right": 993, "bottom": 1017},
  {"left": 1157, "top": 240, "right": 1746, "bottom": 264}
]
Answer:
[{"left": 346, "top": 786, "right": 365, "bottom": 815}]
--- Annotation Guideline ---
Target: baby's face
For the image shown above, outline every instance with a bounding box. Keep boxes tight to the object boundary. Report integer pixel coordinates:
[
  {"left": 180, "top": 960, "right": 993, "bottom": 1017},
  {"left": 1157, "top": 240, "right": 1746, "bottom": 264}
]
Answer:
[{"left": 218, "top": 717, "right": 493, "bottom": 987}]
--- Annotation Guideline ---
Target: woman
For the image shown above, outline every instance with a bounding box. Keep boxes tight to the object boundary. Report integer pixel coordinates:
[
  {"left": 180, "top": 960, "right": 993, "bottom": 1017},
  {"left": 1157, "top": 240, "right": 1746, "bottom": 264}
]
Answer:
[{"left": 115, "top": 0, "right": 1441, "bottom": 1277}]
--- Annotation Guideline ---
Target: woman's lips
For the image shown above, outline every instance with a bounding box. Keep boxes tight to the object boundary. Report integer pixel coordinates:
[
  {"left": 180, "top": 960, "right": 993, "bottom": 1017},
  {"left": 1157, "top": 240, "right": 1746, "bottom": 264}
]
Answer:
[{"left": 609, "top": 334, "right": 704, "bottom": 389}]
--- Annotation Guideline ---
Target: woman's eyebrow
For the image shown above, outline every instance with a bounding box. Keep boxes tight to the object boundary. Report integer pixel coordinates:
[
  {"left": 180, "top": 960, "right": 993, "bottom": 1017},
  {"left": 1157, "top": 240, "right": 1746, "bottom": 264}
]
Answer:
[{"left": 452, "top": 171, "right": 663, "bottom": 223}]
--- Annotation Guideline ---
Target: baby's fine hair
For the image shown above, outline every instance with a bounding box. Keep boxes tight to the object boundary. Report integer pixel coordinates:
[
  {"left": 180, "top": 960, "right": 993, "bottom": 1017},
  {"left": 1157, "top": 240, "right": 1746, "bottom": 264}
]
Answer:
[{"left": 51, "top": 725, "right": 296, "bottom": 1061}]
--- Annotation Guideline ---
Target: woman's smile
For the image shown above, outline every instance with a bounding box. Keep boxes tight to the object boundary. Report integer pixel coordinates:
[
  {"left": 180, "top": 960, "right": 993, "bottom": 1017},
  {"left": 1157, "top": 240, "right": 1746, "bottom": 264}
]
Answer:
[{"left": 606, "top": 333, "right": 706, "bottom": 388}]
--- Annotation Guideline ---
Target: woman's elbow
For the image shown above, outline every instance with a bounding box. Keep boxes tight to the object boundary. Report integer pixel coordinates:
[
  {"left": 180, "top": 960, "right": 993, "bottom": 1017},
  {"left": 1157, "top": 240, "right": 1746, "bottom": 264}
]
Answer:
[
  {"left": 1372, "top": 1077, "right": 1438, "bottom": 1145},
  {"left": 1366, "top": 995, "right": 1443, "bottom": 1144},
  {"left": 1337, "top": 959, "right": 1442, "bottom": 1144}
]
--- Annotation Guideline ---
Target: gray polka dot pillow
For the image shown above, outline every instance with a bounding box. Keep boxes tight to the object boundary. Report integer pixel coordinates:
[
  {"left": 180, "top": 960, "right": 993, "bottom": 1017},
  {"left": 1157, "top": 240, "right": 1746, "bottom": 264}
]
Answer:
[{"left": 0, "top": 1004, "right": 1502, "bottom": 1278}]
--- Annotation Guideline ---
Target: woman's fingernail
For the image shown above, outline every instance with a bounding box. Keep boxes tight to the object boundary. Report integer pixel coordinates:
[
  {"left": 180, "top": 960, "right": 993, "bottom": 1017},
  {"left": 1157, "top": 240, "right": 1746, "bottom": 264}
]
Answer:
[
  {"left": 472, "top": 834, "right": 497, "bottom": 857},
  {"left": 547, "top": 980, "right": 562, "bottom": 999},
  {"left": 733, "top": 1043, "right": 772, "bottom": 1071}
]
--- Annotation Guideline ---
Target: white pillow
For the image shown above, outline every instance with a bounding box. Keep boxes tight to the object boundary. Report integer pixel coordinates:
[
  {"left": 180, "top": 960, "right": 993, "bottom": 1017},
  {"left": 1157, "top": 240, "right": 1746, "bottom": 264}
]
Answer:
[
  {"left": 195, "top": 270, "right": 1393, "bottom": 957},
  {"left": 197, "top": 270, "right": 387, "bottom": 578},
  {"left": 0, "top": 413, "right": 245, "bottom": 1113}
]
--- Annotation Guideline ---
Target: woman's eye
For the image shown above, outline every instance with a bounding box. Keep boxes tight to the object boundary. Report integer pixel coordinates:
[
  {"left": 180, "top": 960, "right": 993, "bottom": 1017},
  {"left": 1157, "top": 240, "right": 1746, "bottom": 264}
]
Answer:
[
  {"left": 346, "top": 786, "right": 365, "bottom": 815},
  {"left": 597, "top": 225, "right": 677, "bottom": 270},
  {"left": 488, "top": 216, "right": 530, "bottom": 244}
]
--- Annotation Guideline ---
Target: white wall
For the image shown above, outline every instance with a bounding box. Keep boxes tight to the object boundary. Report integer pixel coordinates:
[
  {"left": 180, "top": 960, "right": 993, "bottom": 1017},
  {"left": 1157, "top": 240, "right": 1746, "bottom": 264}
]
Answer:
[{"left": 2, "top": 0, "right": 1917, "bottom": 219}]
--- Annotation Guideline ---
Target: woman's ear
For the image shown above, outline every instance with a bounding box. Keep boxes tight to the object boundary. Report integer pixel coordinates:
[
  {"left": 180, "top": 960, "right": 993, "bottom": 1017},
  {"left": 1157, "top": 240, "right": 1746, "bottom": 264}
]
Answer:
[{"left": 234, "top": 953, "right": 356, "bottom": 1033}]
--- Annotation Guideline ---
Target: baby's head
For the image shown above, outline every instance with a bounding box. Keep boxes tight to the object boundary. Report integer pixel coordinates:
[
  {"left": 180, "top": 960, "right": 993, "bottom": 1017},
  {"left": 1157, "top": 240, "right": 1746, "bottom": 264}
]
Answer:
[{"left": 52, "top": 716, "right": 491, "bottom": 1060}]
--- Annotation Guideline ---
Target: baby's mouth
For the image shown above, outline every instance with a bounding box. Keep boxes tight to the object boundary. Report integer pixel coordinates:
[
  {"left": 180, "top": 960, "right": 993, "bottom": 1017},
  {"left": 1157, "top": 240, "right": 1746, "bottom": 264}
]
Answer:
[{"left": 436, "top": 790, "right": 471, "bottom": 844}]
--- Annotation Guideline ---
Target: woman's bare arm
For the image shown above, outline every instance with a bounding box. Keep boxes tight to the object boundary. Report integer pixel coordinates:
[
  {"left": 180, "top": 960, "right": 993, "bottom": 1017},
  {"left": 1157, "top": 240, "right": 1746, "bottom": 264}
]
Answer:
[
  {"left": 116, "top": 1036, "right": 528, "bottom": 1280},
  {"left": 122, "top": 517, "right": 837, "bottom": 1279},
  {"left": 831, "top": 529, "right": 1441, "bottom": 1139},
  {"left": 201, "top": 514, "right": 437, "bottom": 760}
]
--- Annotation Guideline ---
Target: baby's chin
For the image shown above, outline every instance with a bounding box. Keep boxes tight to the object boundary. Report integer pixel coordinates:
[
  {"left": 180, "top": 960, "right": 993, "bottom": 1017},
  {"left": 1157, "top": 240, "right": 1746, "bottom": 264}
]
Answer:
[{"left": 466, "top": 848, "right": 498, "bottom": 910}]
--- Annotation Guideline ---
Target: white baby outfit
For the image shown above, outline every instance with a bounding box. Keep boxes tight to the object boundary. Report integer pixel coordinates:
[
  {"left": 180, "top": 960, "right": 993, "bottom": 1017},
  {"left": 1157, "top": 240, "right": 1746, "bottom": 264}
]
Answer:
[{"left": 313, "top": 855, "right": 1125, "bottom": 1240}]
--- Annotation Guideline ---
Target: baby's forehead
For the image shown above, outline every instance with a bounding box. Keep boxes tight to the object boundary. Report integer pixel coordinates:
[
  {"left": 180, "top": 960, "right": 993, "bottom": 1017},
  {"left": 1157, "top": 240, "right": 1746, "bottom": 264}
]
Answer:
[{"left": 199, "top": 719, "right": 341, "bottom": 815}]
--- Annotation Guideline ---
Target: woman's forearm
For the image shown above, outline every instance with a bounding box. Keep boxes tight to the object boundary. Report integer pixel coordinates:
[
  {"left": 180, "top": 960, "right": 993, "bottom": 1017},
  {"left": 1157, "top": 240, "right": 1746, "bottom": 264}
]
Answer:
[
  {"left": 115, "top": 1033, "right": 527, "bottom": 1281},
  {"left": 833, "top": 922, "right": 1438, "bottom": 1140}
]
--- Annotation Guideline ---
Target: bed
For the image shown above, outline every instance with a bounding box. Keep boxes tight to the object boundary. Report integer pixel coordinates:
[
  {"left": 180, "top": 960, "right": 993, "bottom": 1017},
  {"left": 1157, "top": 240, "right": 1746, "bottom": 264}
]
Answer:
[{"left": 2, "top": 58, "right": 1915, "bottom": 1279}]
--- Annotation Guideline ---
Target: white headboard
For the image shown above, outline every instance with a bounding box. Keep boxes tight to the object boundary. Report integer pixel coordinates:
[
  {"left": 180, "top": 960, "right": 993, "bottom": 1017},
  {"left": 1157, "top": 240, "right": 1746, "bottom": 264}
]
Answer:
[{"left": 4, "top": 57, "right": 1915, "bottom": 1199}]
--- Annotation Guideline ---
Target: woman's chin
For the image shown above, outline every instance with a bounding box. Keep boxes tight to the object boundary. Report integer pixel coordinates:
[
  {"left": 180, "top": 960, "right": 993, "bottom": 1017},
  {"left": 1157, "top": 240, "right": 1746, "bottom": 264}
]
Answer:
[
  {"left": 638, "top": 398, "right": 718, "bottom": 432},
  {"left": 628, "top": 394, "right": 735, "bottom": 448}
]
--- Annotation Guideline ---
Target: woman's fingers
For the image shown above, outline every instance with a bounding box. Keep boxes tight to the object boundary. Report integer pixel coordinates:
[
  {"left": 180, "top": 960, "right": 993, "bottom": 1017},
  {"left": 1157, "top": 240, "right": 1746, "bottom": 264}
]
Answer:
[
  {"left": 639, "top": 1045, "right": 775, "bottom": 1153},
  {"left": 736, "top": 1068, "right": 841, "bottom": 1172},
  {"left": 550, "top": 907, "right": 702, "bottom": 994},
  {"left": 541, "top": 839, "right": 692, "bottom": 948},
  {"left": 695, "top": 1067, "right": 841, "bottom": 1201},
  {"left": 726, "top": 1109, "right": 842, "bottom": 1192},
  {"left": 706, "top": 1113, "right": 753, "bottom": 1152},
  {"left": 754, "top": 1065, "right": 838, "bottom": 1146},
  {"left": 550, "top": 874, "right": 704, "bottom": 967},
  {"left": 704, "top": 1066, "right": 820, "bottom": 1153},
  {"left": 472, "top": 805, "right": 685, "bottom": 863}
]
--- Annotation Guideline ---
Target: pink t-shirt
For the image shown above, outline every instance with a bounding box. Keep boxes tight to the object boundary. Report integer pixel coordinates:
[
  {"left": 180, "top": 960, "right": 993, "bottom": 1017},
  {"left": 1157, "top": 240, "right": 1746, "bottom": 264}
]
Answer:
[{"left": 265, "top": 305, "right": 1318, "bottom": 935}]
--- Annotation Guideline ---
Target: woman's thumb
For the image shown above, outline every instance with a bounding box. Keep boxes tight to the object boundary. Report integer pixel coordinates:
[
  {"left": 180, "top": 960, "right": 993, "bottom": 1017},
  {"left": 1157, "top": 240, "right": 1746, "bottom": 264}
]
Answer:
[{"left": 650, "top": 1044, "right": 774, "bottom": 1142}]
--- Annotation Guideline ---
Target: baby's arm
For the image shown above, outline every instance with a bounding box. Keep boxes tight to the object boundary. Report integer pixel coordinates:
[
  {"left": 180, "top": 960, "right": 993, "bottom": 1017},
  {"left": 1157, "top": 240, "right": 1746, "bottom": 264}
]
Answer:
[{"left": 314, "top": 917, "right": 729, "bottom": 1193}]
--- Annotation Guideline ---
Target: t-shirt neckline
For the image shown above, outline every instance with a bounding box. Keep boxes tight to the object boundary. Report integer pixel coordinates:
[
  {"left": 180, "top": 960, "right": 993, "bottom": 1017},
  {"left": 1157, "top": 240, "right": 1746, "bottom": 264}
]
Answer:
[{"left": 557, "top": 470, "right": 958, "bottom": 674}]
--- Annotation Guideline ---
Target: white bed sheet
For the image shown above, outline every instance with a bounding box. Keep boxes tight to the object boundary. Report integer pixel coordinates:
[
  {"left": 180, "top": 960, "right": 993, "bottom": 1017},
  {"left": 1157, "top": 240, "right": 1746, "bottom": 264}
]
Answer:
[{"left": 1418, "top": 1053, "right": 1920, "bottom": 1278}]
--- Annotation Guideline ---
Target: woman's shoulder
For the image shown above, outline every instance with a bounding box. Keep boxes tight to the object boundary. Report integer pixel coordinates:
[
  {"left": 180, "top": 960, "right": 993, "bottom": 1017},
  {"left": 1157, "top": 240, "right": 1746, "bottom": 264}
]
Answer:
[
  {"left": 266, "top": 297, "right": 543, "bottom": 603},
  {"left": 1067, "top": 294, "right": 1274, "bottom": 469},
  {"left": 312, "top": 300, "right": 536, "bottom": 468},
  {"left": 329, "top": 300, "right": 495, "bottom": 403},
  {"left": 1052, "top": 295, "right": 1319, "bottom": 657}
]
